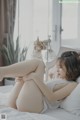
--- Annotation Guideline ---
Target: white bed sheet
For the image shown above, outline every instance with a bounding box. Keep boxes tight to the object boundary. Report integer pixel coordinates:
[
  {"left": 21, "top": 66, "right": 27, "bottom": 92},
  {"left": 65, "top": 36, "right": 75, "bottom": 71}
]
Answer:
[
  {"left": 0, "top": 107, "right": 58, "bottom": 120},
  {"left": 44, "top": 108, "right": 80, "bottom": 120},
  {"left": 0, "top": 85, "right": 80, "bottom": 120}
]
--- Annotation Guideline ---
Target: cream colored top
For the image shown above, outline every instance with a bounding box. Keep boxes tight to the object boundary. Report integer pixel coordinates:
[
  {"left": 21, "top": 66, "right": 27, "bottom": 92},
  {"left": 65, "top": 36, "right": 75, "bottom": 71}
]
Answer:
[{"left": 41, "top": 78, "right": 69, "bottom": 113}]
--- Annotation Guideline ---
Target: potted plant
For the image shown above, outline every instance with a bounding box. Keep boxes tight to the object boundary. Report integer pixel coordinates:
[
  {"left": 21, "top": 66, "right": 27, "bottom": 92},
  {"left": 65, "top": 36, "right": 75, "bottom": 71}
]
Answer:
[{"left": 0, "top": 37, "right": 28, "bottom": 85}]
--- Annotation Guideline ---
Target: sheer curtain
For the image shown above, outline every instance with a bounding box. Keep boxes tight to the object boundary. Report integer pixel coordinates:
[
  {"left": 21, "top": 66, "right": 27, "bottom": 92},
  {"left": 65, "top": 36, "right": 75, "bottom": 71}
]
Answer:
[
  {"left": 14, "top": 0, "right": 52, "bottom": 59},
  {"left": 14, "top": 0, "right": 33, "bottom": 59},
  {"left": 33, "top": 0, "right": 50, "bottom": 40}
]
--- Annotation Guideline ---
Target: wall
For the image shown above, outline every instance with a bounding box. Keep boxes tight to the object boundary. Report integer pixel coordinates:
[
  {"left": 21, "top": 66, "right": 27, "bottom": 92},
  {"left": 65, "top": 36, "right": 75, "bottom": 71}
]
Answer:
[{"left": 58, "top": 46, "right": 80, "bottom": 56}]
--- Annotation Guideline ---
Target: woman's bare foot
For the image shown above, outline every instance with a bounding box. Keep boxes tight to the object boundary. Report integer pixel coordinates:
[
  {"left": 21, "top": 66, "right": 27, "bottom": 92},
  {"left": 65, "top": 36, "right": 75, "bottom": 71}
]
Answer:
[{"left": 15, "top": 77, "right": 24, "bottom": 84}]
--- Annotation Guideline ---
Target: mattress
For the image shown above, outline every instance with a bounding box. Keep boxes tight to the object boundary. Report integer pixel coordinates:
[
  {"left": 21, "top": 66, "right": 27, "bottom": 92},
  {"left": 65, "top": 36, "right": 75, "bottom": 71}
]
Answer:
[{"left": 0, "top": 85, "right": 80, "bottom": 120}]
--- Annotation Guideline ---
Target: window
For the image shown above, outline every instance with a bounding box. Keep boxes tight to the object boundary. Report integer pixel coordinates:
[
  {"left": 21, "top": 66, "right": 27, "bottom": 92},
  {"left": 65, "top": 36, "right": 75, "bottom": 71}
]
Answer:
[
  {"left": 61, "top": 3, "right": 79, "bottom": 48},
  {"left": 62, "top": 3, "right": 78, "bottom": 39}
]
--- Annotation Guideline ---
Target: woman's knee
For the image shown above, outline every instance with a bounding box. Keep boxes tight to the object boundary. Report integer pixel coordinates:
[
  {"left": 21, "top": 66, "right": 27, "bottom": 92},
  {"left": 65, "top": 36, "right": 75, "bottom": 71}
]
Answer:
[{"left": 33, "top": 59, "right": 45, "bottom": 66}]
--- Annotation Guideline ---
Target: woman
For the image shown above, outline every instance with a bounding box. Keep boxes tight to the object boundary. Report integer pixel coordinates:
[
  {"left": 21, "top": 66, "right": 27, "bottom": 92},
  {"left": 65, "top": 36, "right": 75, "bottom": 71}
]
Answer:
[{"left": 0, "top": 51, "right": 80, "bottom": 113}]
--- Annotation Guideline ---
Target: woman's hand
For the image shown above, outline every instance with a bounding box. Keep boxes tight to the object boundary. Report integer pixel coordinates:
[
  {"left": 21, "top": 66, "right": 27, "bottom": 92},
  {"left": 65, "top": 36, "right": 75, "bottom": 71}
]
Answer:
[{"left": 23, "top": 73, "right": 34, "bottom": 82}]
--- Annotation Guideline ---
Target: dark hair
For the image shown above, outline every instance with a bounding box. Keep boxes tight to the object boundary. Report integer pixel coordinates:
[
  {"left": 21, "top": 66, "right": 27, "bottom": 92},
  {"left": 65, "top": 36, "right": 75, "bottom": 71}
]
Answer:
[{"left": 58, "top": 51, "right": 80, "bottom": 81}]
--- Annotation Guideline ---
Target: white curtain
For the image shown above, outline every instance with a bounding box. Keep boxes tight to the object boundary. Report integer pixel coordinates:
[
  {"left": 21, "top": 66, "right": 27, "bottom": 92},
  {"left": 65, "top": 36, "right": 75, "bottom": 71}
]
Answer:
[
  {"left": 14, "top": 0, "right": 33, "bottom": 59},
  {"left": 14, "top": 0, "right": 52, "bottom": 59}
]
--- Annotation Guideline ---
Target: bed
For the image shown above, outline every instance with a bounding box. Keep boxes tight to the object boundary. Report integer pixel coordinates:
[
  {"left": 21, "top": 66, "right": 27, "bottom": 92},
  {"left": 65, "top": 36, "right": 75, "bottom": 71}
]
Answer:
[
  {"left": 0, "top": 85, "right": 80, "bottom": 120},
  {"left": 45, "top": 108, "right": 80, "bottom": 120}
]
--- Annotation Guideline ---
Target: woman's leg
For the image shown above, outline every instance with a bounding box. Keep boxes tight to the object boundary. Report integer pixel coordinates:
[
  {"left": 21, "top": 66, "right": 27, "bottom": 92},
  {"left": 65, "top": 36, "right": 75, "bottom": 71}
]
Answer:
[
  {"left": 23, "top": 60, "right": 45, "bottom": 82},
  {"left": 7, "top": 77, "right": 24, "bottom": 109},
  {"left": 16, "top": 60, "right": 45, "bottom": 112},
  {"left": 0, "top": 59, "right": 43, "bottom": 81}
]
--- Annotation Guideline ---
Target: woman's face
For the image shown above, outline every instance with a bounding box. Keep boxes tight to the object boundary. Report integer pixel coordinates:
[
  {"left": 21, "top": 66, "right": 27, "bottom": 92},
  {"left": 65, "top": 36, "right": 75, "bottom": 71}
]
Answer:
[{"left": 56, "top": 61, "right": 67, "bottom": 79}]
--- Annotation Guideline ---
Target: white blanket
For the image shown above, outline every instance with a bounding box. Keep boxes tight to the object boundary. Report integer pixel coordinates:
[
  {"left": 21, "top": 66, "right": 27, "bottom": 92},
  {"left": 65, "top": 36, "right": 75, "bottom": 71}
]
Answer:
[{"left": 0, "top": 107, "right": 59, "bottom": 120}]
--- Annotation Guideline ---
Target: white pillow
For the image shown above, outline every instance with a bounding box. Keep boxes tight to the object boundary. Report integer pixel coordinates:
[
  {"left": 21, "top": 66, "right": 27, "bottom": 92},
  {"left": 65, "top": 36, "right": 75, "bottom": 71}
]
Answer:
[{"left": 60, "top": 83, "right": 80, "bottom": 116}]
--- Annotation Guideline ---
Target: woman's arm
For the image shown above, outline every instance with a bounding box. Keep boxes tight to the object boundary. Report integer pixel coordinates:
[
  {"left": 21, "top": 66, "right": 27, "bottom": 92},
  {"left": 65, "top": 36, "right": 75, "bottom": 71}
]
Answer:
[
  {"left": 29, "top": 73, "right": 78, "bottom": 103},
  {"left": 52, "top": 83, "right": 69, "bottom": 91}
]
